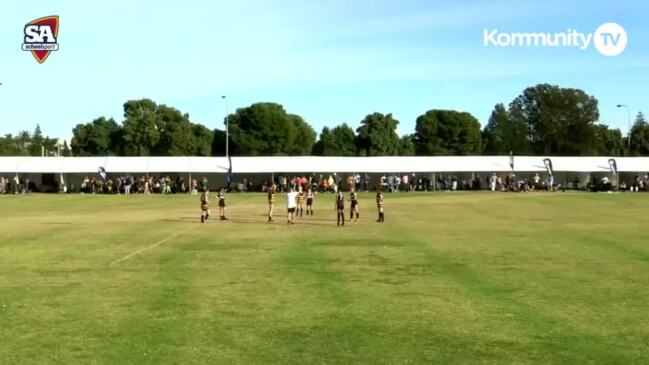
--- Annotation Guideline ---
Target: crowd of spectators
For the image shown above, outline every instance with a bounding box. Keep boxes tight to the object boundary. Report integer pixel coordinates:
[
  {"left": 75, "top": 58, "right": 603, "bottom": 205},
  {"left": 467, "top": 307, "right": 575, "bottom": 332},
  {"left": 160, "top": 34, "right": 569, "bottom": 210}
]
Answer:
[
  {"left": 612, "top": 174, "right": 648, "bottom": 192},
  {"left": 378, "top": 174, "right": 433, "bottom": 192},
  {"left": 260, "top": 173, "right": 433, "bottom": 193},
  {"left": 0, "top": 176, "right": 30, "bottom": 194},
  {"left": 2, "top": 173, "right": 649, "bottom": 195},
  {"left": 485, "top": 172, "right": 558, "bottom": 192},
  {"left": 78, "top": 175, "right": 205, "bottom": 195}
]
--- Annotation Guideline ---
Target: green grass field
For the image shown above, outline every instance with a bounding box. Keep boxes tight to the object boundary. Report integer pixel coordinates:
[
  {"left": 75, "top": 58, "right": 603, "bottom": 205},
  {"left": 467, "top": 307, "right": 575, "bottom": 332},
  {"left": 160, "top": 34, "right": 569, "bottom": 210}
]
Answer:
[{"left": 1, "top": 192, "right": 648, "bottom": 364}]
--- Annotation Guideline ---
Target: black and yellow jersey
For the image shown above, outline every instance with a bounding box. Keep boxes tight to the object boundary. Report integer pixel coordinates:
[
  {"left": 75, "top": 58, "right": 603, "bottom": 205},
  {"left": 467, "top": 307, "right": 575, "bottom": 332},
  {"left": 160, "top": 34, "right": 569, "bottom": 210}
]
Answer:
[
  {"left": 268, "top": 190, "right": 276, "bottom": 204},
  {"left": 200, "top": 193, "right": 210, "bottom": 208},
  {"left": 336, "top": 193, "right": 345, "bottom": 209},
  {"left": 376, "top": 193, "right": 384, "bottom": 207},
  {"left": 297, "top": 191, "right": 306, "bottom": 204}
]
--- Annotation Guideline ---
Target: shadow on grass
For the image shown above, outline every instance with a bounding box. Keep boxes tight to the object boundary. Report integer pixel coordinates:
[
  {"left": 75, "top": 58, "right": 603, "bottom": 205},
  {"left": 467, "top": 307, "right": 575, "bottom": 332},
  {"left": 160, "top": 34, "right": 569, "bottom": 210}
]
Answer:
[{"left": 162, "top": 217, "right": 342, "bottom": 228}]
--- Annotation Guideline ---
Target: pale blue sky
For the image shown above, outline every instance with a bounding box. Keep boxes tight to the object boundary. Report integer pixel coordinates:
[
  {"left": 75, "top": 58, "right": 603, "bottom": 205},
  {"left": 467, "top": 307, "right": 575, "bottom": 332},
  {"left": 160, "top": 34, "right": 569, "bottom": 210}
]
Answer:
[{"left": 1, "top": 0, "right": 648, "bottom": 139}]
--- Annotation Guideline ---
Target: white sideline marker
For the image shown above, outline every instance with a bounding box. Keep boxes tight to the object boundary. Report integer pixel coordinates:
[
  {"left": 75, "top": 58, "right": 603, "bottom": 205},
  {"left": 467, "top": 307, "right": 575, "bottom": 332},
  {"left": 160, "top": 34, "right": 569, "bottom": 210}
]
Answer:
[{"left": 109, "top": 225, "right": 194, "bottom": 267}]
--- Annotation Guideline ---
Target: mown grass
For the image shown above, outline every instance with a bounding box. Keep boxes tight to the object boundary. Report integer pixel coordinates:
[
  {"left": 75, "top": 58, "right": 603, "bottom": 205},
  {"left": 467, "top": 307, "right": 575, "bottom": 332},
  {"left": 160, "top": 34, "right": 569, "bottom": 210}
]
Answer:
[{"left": 0, "top": 192, "right": 648, "bottom": 364}]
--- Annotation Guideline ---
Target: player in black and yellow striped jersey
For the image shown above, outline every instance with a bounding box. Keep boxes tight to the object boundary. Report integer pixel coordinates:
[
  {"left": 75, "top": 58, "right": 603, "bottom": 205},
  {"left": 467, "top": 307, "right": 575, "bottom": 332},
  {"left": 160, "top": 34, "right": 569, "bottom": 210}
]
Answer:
[
  {"left": 218, "top": 188, "right": 227, "bottom": 220},
  {"left": 267, "top": 185, "right": 276, "bottom": 223},
  {"left": 200, "top": 188, "right": 210, "bottom": 223},
  {"left": 306, "top": 187, "right": 315, "bottom": 216},
  {"left": 335, "top": 190, "right": 345, "bottom": 226},
  {"left": 349, "top": 188, "right": 359, "bottom": 222},
  {"left": 376, "top": 188, "right": 385, "bottom": 222},
  {"left": 296, "top": 187, "right": 306, "bottom": 217}
]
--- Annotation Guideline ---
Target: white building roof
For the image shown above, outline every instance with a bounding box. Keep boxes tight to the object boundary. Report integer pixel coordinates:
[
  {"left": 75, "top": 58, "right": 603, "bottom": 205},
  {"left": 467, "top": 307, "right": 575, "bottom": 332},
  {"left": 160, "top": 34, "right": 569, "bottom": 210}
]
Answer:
[{"left": 0, "top": 156, "right": 647, "bottom": 174}]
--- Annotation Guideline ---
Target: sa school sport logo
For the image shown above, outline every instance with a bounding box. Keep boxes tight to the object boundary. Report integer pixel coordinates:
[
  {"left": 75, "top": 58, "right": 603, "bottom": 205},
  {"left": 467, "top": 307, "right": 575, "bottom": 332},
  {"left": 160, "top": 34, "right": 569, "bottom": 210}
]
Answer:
[{"left": 22, "top": 16, "right": 60, "bottom": 63}]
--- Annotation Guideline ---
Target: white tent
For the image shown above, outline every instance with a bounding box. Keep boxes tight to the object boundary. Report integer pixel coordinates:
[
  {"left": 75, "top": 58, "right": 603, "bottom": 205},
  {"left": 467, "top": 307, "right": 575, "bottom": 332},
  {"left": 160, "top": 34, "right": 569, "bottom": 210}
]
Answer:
[{"left": 0, "top": 156, "right": 647, "bottom": 174}]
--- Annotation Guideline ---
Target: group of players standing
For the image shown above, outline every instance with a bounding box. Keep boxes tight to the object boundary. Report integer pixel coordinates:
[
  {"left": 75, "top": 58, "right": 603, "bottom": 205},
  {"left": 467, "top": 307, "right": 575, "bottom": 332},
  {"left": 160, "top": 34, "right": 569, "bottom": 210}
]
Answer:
[
  {"left": 200, "top": 186, "right": 385, "bottom": 226},
  {"left": 279, "top": 186, "right": 314, "bottom": 224},
  {"left": 270, "top": 185, "right": 385, "bottom": 226},
  {"left": 200, "top": 188, "right": 227, "bottom": 223}
]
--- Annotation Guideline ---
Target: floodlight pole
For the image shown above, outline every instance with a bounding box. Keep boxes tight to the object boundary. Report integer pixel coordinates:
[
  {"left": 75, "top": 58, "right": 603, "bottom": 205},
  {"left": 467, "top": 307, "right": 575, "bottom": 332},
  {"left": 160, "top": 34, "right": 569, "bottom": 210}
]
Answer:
[
  {"left": 617, "top": 104, "right": 631, "bottom": 153},
  {"left": 222, "top": 95, "right": 229, "bottom": 158}
]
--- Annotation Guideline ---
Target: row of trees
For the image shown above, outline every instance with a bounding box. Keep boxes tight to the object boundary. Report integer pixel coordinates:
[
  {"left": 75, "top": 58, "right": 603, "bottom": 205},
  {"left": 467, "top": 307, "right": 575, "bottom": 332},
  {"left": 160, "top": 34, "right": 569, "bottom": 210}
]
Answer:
[
  {"left": 481, "top": 85, "right": 641, "bottom": 156},
  {"left": 2, "top": 84, "right": 648, "bottom": 157},
  {"left": 71, "top": 99, "right": 214, "bottom": 156},
  {"left": 0, "top": 126, "right": 71, "bottom": 156}
]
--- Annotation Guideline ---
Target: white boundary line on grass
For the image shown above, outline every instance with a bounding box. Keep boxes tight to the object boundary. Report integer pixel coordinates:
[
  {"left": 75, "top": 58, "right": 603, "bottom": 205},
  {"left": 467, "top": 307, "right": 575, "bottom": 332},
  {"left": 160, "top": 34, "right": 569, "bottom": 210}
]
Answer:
[
  {"left": 109, "top": 225, "right": 195, "bottom": 267},
  {"left": 108, "top": 196, "right": 254, "bottom": 267}
]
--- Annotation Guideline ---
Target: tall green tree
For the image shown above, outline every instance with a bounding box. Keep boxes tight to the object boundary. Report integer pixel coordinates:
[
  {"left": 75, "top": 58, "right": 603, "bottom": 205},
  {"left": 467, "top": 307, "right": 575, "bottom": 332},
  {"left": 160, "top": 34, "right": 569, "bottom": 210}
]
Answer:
[
  {"left": 313, "top": 123, "right": 356, "bottom": 156},
  {"left": 482, "top": 103, "right": 530, "bottom": 154},
  {"left": 228, "top": 102, "right": 313, "bottom": 155},
  {"left": 153, "top": 105, "right": 196, "bottom": 156},
  {"left": 228, "top": 103, "right": 288, "bottom": 155},
  {"left": 509, "top": 84, "right": 599, "bottom": 155},
  {"left": 0, "top": 126, "right": 59, "bottom": 156},
  {"left": 71, "top": 117, "right": 121, "bottom": 156},
  {"left": 21, "top": 125, "right": 57, "bottom": 156},
  {"left": 286, "top": 114, "right": 317, "bottom": 155},
  {"left": 629, "top": 111, "right": 649, "bottom": 156},
  {"left": 331, "top": 124, "right": 357, "bottom": 156},
  {"left": 191, "top": 124, "right": 213, "bottom": 156},
  {"left": 312, "top": 127, "right": 334, "bottom": 156},
  {"left": 0, "top": 134, "right": 28, "bottom": 156},
  {"left": 211, "top": 128, "right": 227, "bottom": 156},
  {"left": 593, "top": 124, "right": 625, "bottom": 156},
  {"left": 28, "top": 125, "right": 44, "bottom": 156},
  {"left": 355, "top": 113, "right": 401, "bottom": 156},
  {"left": 399, "top": 135, "right": 415, "bottom": 156},
  {"left": 17, "top": 131, "right": 31, "bottom": 152},
  {"left": 413, "top": 109, "right": 482, "bottom": 155},
  {"left": 121, "top": 99, "right": 160, "bottom": 156}
]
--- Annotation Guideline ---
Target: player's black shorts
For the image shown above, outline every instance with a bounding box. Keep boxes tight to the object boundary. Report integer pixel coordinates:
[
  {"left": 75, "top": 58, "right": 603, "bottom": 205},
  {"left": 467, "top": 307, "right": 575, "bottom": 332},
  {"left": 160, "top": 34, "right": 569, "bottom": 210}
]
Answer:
[
  {"left": 337, "top": 203, "right": 344, "bottom": 210},
  {"left": 351, "top": 200, "right": 358, "bottom": 208},
  {"left": 288, "top": 207, "right": 296, "bottom": 213},
  {"left": 306, "top": 198, "right": 313, "bottom": 206},
  {"left": 219, "top": 200, "right": 225, "bottom": 207}
]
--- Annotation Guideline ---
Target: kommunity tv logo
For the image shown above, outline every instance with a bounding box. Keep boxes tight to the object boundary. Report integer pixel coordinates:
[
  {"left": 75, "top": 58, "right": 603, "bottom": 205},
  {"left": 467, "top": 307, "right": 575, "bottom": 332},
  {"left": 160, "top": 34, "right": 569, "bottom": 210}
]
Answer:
[{"left": 483, "top": 22, "right": 628, "bottom": 56}]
